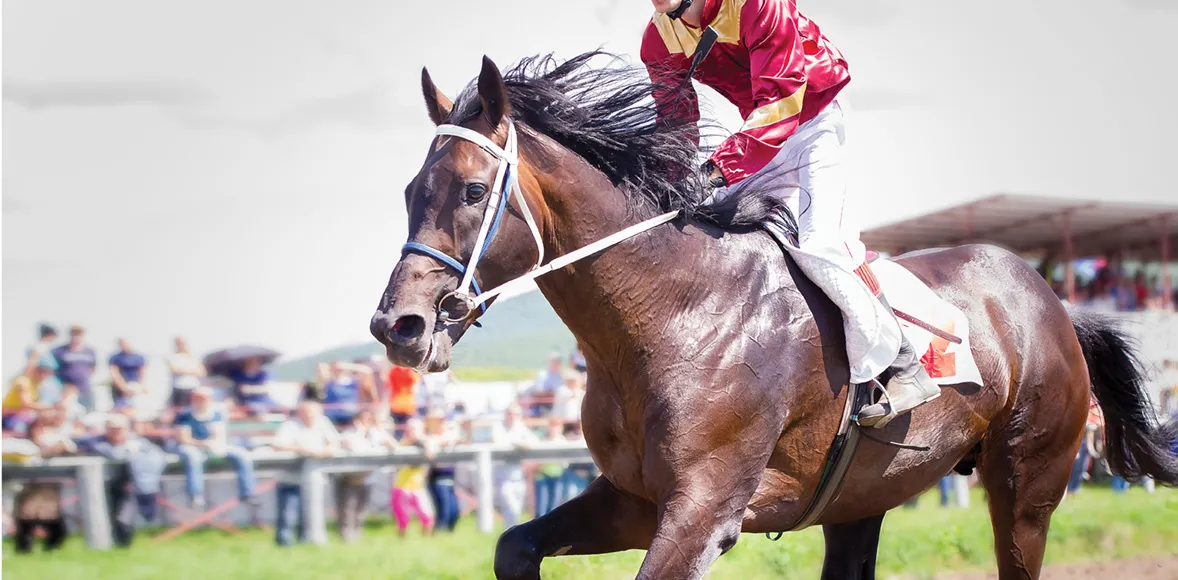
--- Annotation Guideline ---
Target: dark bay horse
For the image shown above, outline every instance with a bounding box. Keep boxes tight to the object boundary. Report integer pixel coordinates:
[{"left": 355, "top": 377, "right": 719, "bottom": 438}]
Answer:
[{"left": 370, "top": 53, "right": 1178, "bottom": 579}]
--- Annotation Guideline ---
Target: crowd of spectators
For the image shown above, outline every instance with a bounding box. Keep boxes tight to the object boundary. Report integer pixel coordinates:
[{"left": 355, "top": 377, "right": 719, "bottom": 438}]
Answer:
[
  {"left": 10, "top": 313, "right": 1164, "bottom": 553},
  {"left": 3, "top": 323, "right": 594, "bottom": 551},
  {"left": 1053, "top": 265, "right": 1175, "bottom": 312}
]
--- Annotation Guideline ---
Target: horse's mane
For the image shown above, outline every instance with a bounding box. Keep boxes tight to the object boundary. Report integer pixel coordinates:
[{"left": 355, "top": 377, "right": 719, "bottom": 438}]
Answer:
[{"left": 450, "top": 51, "right": 724, "bottom": 220}]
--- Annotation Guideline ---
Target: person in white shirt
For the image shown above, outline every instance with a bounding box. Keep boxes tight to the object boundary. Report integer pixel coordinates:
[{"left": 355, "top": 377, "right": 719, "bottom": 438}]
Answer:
[
  {"left": 269, "top": 400, "right": 339, "bottom": 546},
  {"left": 553, "top": 371, "right": 586, "bottom": 424},
  {"left": 336, "top": 409, "right": 396, "bottom": 542},
  {"left": 167, "top": 337, "right": 206, "bottom": 410},
  {"left": 490, "top": 403, "right": 539, "bottom": 528}
]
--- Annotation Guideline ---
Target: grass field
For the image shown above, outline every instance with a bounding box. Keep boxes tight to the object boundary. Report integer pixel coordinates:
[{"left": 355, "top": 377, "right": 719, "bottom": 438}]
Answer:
[{"left": 4, "top": 487, "right": 1175, "bottom": 579}]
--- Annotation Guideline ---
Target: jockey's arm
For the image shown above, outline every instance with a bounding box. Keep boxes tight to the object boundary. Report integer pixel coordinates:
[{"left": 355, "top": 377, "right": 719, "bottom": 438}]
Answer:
[
  {"left": 708, "top": 0, "right": 808, "bottom": 186},
  {"left": 640, "top": 23, "right": 701, "bottom": 148}
]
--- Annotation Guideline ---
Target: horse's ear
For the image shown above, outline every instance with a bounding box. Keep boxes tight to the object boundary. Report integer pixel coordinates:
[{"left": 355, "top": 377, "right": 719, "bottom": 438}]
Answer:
[
  {"left": 477, "top": 55, "right": 509, "bottom": 128},
  {"left": 421, "top": 67, "right": 453, "bottom": 126}
]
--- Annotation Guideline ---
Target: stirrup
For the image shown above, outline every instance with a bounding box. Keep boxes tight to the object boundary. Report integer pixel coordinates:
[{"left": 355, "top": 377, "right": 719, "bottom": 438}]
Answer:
[{"left": 853, "top": 379, "right": 898, "bottom": 428}]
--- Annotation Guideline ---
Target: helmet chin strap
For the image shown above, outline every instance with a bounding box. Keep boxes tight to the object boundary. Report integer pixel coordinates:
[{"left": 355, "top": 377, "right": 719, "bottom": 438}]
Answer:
[{"left": 666, "top": 0, "right": 693, "bottom": 20}]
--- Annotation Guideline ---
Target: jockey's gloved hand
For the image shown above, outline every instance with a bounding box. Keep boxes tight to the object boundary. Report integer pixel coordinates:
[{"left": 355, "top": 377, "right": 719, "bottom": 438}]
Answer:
[{"left": 700, "top": 160, "right": 727, "bottom": 194}]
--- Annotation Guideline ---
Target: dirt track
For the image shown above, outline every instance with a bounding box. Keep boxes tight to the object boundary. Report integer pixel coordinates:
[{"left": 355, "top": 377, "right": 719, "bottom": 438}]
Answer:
[{"left": 935, "top": 555, "right": 1178, "bottom": 579}]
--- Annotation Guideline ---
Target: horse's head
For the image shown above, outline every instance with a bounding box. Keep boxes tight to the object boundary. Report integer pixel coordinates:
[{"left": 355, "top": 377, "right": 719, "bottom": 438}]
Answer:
[{"left": 371, "top": 57, "right": 546, "bottom": 371}]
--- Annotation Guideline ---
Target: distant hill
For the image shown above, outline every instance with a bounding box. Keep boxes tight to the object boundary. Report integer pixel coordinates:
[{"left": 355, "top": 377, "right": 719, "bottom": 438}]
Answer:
[{"left": 270, "top": 289, "right": 575, "bottom": 381}]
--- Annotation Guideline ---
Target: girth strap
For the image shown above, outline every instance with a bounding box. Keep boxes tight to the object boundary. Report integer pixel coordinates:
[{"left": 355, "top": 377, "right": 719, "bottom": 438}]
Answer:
[{"left": 780, "top": 379, "right": 873, "bottom": 533}]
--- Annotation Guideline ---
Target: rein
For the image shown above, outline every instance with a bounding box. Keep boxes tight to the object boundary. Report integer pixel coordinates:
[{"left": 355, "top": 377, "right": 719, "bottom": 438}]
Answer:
[{"left": 401, "top": 118, "right": 680, "bottom": 323}]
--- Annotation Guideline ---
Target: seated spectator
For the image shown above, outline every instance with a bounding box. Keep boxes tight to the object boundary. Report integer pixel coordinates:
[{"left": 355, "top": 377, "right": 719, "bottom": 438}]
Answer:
[
  {"left": 89, "top": 415, "right": 168, "bottom": 548},
  {"left": 168, "top": 336, "right": 206, "bottom": 410},
  {"left": 269, "top": 400, "right": 339, "bottom": 546},
  {"left": 51, "top": 326, "right": 98, "bottom": 410},
  {"left": 12, "top": 415, "right": 75, "bottom": 554},
  {"left": 392, "top": 417, "right": 436, "bottom": 538},
  {"left": 336, "top": 409, "right": 396, "bottom": 542},
  {"left": 109, "top": 338, "right": 148, "bottom": 413},
  {"left": 491, "top": 404, "right": 539, "bottom": 528},
  {"left": 53, "top": 385, "right": 87, "bottom": 437},
  {"left": 228, "top": 357, "right": 273, "bottom": 416},
  {"left": 3, "top": 359, "right": 55, "bottom": 434},
  {"left": 387, "top": 365, "right": 420, "bottom": 426},
  {"left": 172, "top": 387, "right": 257, "bottom": 508}
]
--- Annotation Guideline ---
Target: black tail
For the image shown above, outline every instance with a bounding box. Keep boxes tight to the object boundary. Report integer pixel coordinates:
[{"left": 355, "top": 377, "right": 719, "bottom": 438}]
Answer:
[{"left": 1069, "top": 306, "right": 1178, "bottom": 485}]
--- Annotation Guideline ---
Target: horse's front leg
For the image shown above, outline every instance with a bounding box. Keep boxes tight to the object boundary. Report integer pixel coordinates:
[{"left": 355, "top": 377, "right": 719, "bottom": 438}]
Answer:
[
  {"left": 494, "top": 475, "right": 657, "bottom": 580},
  {"left": 634, "top": 394, "right": 784, "bottom": 580}
]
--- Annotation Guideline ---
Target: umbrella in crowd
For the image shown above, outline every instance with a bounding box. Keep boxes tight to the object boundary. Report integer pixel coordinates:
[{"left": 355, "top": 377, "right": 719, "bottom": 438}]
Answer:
[{"left": 202, "top": 346, "right": 281, "bottom": 377}]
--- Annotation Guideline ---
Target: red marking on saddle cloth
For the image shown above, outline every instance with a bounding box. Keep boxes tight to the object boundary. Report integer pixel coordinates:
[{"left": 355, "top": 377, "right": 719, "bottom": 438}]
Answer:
[{"left": 920, "top": 320, "right": 958, "bottom": 379}]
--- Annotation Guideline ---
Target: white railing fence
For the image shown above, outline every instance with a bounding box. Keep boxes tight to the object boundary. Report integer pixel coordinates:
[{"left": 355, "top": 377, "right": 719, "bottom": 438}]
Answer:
[{"left": 1, "top": 442, "right": 593, "bottom": 550}]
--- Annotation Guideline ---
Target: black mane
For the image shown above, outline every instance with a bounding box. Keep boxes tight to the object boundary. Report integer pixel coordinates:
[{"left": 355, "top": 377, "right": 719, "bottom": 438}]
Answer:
[{"left": 450, "top": 51, "right": 719, "bottom": 219}]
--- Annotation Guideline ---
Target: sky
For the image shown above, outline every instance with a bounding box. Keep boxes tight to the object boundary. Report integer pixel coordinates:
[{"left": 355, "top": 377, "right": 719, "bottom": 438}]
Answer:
[{"left": 3, "top": 0, "right": 1176, "bottom": 384}]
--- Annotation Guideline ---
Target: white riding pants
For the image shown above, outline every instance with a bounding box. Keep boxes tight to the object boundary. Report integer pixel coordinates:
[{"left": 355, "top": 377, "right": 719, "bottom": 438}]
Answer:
[{"left": 713, "top": 102, "right": 902, "bottom": 383}]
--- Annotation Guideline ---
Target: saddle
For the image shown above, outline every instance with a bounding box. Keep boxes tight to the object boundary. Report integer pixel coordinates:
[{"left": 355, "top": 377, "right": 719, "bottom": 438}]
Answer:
[{"left": 759, "top": 211, "right": 983, "bottom": 532}]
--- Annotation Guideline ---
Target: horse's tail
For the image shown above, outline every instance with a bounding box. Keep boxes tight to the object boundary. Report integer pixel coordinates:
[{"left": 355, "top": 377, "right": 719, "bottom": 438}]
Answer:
[{"left": 1068, "top": 305, "right": 1178, "bottom": 485}]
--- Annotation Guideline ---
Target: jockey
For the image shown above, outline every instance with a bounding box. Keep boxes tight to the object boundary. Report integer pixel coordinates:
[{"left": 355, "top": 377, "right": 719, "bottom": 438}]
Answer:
[{"left": 641, "top": 0, "right": 941, "bottom": 427}]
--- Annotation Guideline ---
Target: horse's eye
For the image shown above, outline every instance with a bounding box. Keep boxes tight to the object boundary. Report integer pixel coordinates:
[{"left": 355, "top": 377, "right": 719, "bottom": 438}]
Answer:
[{"left": 464, "top": 183, "right": 488, "bottom": 202}]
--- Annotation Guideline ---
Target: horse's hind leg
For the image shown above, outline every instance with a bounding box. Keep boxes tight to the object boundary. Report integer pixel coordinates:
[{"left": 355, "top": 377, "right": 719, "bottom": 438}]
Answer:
[
  {"left": 493, "top": 476, "right": 657, "bottom": 580},
  {"left": 978, "top": 377, "right": 1087, "bottom": 578},
  {"left": 820, "top": 513, "right": 885, "bottom": 580}
]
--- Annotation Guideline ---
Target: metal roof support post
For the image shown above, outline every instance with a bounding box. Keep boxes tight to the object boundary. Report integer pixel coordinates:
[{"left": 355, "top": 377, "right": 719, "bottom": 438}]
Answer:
[
  {"left": 1161, "top": 214, "right": 1171, "bottom": 310},
  {"left": 1063, "top": 211, "right": 1076, "bottom": 303}
]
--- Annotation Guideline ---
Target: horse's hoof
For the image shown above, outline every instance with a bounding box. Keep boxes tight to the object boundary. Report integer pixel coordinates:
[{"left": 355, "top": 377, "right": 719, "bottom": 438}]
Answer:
[
  {"left": 493, "top": 560, "right": 541, "bottom": 580},
  {"left": 494, "top": 525, "right": 542, "bottom": 580}
]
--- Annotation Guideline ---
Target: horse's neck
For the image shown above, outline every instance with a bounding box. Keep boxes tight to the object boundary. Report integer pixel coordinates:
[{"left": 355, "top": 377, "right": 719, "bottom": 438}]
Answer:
[{"left": 526, "top": 150, "right": 692, "bottom": 366}]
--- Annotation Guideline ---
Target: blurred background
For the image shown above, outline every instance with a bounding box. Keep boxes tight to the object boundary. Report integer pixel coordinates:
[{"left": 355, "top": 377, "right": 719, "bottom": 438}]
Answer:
[{"left": 3, "top": 1, "right": 1176, "bottom": 578}]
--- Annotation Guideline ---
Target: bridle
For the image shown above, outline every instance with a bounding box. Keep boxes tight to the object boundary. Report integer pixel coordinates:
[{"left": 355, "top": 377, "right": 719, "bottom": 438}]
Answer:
[{"left": 401, "top": 118, "right": 680, "bottom": 324}]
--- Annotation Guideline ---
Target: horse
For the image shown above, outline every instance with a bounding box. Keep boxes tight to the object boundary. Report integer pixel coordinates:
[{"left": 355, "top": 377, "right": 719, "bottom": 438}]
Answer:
[{"left": 370, "top": 52, "right": 1178, "bottom": 579}]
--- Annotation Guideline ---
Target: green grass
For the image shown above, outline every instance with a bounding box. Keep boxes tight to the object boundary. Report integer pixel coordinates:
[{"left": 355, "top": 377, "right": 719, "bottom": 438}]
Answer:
[{"left": 4, "top": 487, "right": 1174, "bottom": 579}]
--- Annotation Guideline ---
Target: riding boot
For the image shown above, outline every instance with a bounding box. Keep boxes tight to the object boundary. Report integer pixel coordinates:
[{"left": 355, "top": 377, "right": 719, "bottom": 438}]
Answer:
[{"left": 856, "top": 336, "right": 942, "bottom": 428}]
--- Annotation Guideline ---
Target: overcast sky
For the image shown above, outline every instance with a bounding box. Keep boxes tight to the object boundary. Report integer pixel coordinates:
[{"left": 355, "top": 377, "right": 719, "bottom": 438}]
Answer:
[{"left": 3, "top": 0, "right": 1175, "bottom": 381}]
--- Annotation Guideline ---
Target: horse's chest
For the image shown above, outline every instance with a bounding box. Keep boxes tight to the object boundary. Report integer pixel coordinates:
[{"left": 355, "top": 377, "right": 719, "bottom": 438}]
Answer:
[{"left": 580, "top": 386, "right": 651, "bottom": 499}]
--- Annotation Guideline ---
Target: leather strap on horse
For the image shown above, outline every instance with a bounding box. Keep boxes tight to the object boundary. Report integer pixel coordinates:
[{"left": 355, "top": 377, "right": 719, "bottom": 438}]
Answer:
[{"left": 773, "top": 379, "right": 874, "bottom": 535}]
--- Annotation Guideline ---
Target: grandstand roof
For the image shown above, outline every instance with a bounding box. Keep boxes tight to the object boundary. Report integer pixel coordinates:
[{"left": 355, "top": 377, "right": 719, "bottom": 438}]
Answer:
[{"left": 862, "top": 193, "right": 1178, "bottom": 260}]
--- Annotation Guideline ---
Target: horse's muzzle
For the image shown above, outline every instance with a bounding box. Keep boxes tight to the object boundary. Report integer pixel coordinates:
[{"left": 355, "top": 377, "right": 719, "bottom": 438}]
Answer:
[
  {"left": 369, "top": 306, "right": 438, "bottom": 369},
  {"left": 370, "top": 310, "right": 428, "bottom": 347}
]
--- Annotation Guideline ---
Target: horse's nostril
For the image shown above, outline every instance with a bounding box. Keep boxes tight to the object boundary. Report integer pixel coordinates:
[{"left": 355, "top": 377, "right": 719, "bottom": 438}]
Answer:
[{"left": 391, "top": 314, "right": 427, "bottom": 342}]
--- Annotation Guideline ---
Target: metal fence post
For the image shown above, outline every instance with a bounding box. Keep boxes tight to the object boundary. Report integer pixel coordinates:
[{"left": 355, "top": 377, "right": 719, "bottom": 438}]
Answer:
[
  {"left": 301, "top": 458, "right": 328, "bottom": 545},
  {"left": 76, "top": 459, "right": 113, "bottom": 550},
  {"left": 476, "top": 447, "right": 494, "bottom": 533}
]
